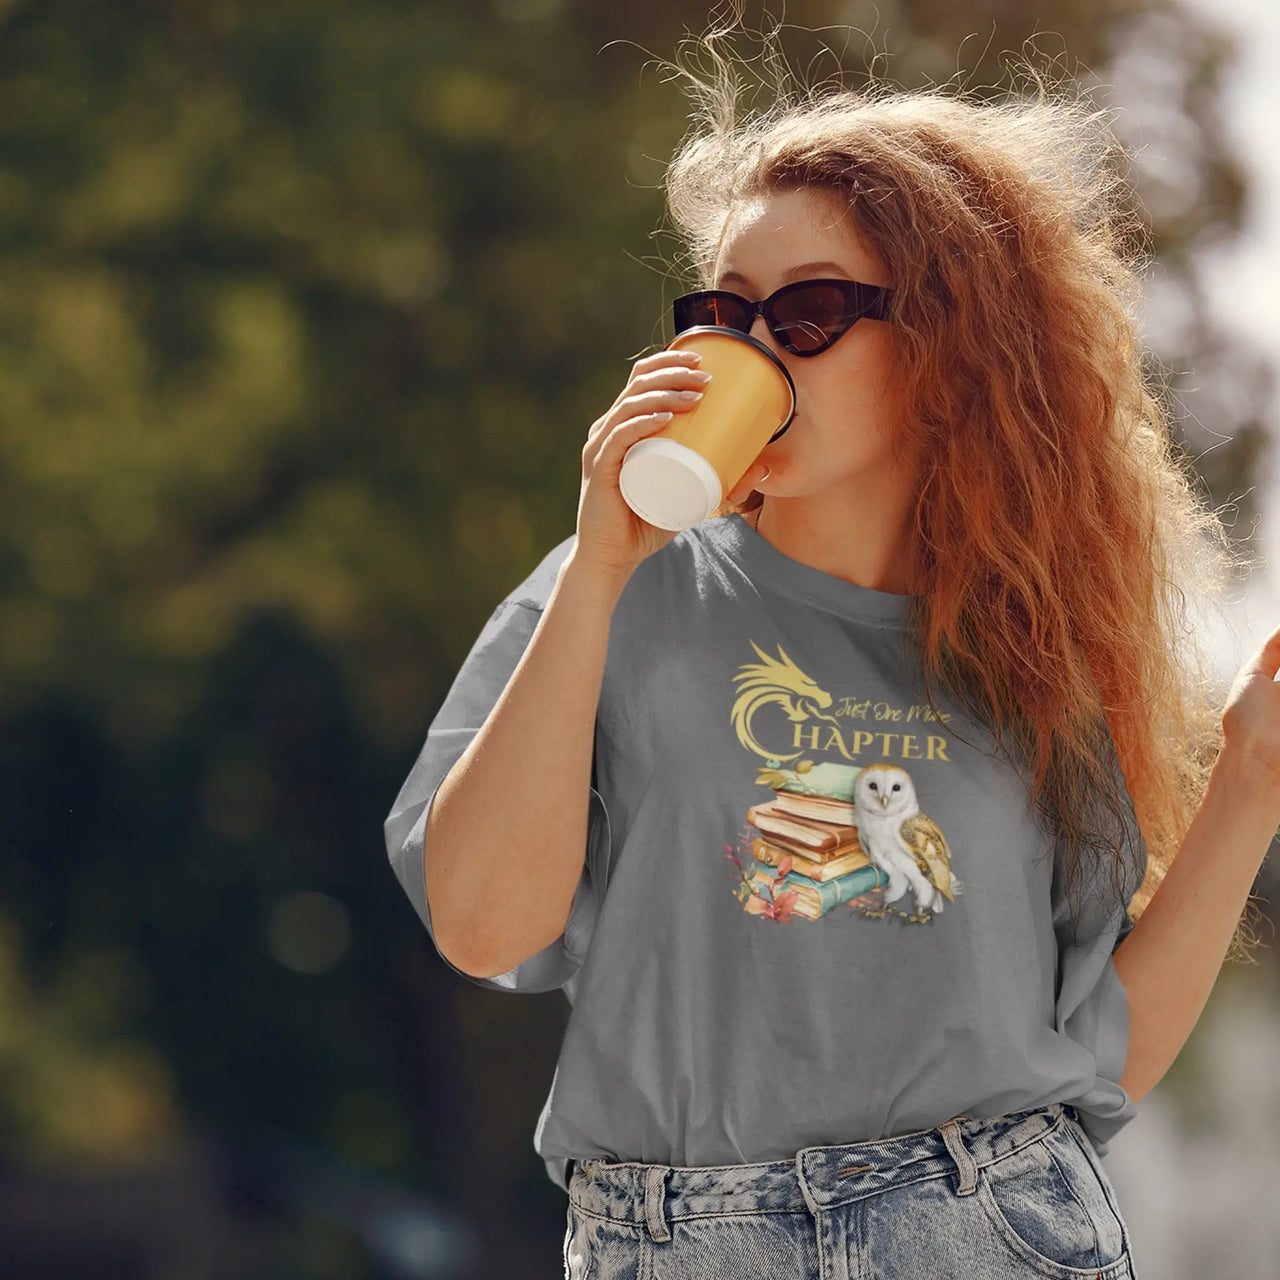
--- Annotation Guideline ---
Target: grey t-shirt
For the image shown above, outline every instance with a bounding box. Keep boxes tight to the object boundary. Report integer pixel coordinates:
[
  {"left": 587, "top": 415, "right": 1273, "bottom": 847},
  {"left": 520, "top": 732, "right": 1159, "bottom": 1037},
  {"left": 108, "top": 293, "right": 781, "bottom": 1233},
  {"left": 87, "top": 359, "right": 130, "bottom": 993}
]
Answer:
[{"left": 383, "top": 512, "right": 1147, "bottom": 1193}]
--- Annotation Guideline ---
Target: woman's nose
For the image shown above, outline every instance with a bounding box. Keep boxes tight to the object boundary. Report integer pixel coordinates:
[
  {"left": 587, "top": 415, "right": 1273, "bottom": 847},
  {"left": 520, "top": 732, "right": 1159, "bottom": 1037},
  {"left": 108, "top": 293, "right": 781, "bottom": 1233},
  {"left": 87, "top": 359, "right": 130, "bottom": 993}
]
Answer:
[
  {"left": 748, "top": 313, "right": 776, "bottom": 349},
  {"left": 748, "top": 313, "right": 792, "bottom": 364}
]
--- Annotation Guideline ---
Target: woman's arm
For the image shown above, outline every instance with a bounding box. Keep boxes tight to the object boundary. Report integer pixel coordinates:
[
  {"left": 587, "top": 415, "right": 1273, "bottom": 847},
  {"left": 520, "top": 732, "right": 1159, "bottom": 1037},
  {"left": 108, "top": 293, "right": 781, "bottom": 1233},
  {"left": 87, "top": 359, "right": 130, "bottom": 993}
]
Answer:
[
  {"left": 1112, "top": 626, "right": 1280, "bottom": 1103},
  {"left": 424, "top": 550, "right": 624, "bottom": 979}
]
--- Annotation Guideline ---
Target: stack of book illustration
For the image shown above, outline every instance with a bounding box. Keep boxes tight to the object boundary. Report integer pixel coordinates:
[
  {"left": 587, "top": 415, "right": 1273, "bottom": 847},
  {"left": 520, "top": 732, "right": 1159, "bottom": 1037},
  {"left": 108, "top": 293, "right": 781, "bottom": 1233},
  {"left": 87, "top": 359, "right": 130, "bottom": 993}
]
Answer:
[{"left": 744, "top": 761, "right": 889, "bottom": 920}]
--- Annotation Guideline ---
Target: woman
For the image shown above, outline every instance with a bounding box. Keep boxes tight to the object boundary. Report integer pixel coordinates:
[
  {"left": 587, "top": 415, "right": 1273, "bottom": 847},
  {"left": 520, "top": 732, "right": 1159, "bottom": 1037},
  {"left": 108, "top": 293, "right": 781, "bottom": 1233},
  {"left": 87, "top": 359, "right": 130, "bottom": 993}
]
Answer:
[{"left": 383, "top": 16, "right": 1280, "bottom": 1279}]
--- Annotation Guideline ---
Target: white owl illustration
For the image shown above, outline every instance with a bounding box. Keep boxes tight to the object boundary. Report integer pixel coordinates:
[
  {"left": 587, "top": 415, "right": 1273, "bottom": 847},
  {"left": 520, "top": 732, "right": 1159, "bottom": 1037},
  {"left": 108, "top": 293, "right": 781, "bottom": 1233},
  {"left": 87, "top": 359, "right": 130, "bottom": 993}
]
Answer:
[{"left": 853, "top": 763, "right": 964, "bottom": 923}]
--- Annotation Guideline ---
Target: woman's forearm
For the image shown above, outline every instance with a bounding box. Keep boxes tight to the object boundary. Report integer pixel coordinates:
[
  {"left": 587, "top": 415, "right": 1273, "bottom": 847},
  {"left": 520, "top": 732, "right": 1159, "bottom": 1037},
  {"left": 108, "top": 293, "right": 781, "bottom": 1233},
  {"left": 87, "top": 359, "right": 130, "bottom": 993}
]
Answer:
[{"left": 1112, "top": 746, "right": 1280, "bottom": 1102}]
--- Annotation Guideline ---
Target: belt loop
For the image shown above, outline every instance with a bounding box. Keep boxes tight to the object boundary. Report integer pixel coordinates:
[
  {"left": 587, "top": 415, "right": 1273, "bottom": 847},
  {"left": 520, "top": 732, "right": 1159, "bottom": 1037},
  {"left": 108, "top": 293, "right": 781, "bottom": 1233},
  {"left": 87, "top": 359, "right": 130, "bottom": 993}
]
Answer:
[
  {"left": 643, "top": 1165, "right": 672, "bottom": 1241},
  {"left": 939, "top": 1118, "right": 980, "bottom": 1196}
]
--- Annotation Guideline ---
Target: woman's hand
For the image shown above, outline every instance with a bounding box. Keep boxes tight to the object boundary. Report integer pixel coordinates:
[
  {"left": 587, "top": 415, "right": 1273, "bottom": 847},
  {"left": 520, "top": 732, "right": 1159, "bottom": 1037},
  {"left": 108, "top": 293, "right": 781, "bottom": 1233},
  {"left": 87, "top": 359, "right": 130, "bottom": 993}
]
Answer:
[
  {"left": 1219, "top": 622, "right": 1280, "bottom": 813},
  {"left": 572, "top": 348, "right": 714, "bottom": 587}
]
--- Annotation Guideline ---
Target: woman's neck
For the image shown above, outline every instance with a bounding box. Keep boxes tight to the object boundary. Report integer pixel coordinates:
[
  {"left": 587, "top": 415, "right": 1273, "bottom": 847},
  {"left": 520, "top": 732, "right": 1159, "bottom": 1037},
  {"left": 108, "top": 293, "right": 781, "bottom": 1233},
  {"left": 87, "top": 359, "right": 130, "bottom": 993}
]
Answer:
[{"left": 745, "top": 499, "right": 921, "bottom": 595}]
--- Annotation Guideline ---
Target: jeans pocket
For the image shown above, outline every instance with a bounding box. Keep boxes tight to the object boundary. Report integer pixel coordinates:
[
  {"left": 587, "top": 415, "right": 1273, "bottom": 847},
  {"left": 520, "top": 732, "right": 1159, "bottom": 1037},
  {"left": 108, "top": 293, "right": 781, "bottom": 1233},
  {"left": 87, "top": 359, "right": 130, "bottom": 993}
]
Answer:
[
  {"left": 974, "top": 1120, "right": 1131, "bottom": 1277},
  {"left": 1062, "top": 1117, "right": 1135, "bottom": 1239},
  {"left": 567, "top": 1206, "right": 649, "bottom": 1280}
]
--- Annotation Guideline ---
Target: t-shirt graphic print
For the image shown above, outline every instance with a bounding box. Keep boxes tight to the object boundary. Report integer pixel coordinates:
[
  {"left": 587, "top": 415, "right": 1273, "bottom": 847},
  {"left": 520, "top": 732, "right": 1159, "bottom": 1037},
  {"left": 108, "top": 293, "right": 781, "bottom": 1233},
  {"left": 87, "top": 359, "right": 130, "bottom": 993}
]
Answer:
[{"left": 726, "top": 639, "right": 964, "bottom": 926}]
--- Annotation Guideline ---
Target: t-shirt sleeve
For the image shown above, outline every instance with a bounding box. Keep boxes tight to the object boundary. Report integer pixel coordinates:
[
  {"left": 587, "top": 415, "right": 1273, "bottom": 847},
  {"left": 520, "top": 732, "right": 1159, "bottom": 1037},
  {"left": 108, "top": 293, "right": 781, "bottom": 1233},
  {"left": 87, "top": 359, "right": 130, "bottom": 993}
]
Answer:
[
  {"left": 1051, "top": 750, "right": 1149, "bottom": 1157},
  {"left": 382, "top": 593, "right": 613, "bottom": 994}
]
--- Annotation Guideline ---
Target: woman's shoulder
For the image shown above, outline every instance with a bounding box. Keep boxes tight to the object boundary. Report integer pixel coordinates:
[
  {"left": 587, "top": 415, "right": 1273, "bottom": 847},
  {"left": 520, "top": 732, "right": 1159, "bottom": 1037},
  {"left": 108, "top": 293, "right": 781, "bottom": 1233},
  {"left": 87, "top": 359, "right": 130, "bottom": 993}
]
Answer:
[{"left": 498, "top": 533, "right": 578, "bottom": 612}]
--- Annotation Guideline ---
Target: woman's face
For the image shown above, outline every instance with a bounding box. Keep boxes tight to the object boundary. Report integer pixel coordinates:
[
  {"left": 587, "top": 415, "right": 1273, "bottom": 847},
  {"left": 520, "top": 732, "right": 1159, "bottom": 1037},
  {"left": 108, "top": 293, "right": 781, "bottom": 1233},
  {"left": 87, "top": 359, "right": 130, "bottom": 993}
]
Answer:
[{"left": 711, "top": 186, "right": 914, "bottom": 502}]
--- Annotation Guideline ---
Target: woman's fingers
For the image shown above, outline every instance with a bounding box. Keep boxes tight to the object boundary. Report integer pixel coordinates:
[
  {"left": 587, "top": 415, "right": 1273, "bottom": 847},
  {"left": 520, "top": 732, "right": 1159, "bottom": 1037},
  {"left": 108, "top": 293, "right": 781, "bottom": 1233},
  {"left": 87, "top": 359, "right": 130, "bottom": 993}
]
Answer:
[
  {"left": 583, "top": 355, "right": 710, "bottom": 472},
  {"left": 589, "top": 350, "right": 704, "bottom": 438}
]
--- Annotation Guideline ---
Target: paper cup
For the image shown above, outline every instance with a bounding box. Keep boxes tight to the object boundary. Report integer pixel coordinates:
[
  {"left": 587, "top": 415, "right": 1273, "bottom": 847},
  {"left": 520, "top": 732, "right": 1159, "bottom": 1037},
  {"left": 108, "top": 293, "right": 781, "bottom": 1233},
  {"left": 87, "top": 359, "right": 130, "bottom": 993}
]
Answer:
[{"left": 619, "top": 326, "right": 796, "bottom": 531}]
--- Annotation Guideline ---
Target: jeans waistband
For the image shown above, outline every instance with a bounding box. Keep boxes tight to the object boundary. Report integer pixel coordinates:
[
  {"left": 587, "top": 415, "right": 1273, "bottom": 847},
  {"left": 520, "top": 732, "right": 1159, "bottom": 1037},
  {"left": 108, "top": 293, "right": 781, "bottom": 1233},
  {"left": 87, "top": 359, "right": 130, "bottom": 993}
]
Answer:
[{"left": 568, "top": 1102, "right": 1080, "bottom": 1242}]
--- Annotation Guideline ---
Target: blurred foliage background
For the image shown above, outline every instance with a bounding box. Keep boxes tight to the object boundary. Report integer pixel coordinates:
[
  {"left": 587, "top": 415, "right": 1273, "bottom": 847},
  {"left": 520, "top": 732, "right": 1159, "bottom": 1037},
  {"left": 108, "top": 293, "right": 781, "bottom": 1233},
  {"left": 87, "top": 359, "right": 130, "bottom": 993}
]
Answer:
[{"left": 0, "top": 0, "right": 1272, "bottom": 1276}]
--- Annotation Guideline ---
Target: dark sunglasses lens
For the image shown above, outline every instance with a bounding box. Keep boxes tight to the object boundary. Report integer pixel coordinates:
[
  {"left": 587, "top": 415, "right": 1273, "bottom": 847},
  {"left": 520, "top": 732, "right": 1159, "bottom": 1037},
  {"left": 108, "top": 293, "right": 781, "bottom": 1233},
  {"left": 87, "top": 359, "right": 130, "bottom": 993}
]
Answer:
[
  {"left": 674, "top": 293, "right": 751, "bottom": 334},
  {"left": 770, "top": 282, "right": 856, "bottom": 354}
]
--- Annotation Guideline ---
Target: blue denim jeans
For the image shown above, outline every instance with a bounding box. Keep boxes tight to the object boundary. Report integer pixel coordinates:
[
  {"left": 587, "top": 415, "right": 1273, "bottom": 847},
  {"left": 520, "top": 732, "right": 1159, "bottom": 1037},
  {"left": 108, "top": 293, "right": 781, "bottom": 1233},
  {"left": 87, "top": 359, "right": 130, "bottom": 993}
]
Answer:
[{"left": 562, "top": 1101, "right": 1138, "bottom": 1279}]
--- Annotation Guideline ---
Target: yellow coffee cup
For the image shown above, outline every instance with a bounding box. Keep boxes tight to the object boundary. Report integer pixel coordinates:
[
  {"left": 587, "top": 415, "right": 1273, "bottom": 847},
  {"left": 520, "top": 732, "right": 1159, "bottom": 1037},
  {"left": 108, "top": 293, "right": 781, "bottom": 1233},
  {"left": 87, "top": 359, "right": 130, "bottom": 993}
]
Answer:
[{"left": 619, "top": 326, "right": 796, "bottom": 531}]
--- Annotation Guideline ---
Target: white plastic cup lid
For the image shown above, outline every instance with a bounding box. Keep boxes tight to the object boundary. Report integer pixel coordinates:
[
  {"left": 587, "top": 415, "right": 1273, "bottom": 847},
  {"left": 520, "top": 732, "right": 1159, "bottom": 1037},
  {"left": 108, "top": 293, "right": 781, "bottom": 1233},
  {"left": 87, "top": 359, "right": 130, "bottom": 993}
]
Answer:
[{"left": 618, "top": 437, "right": 723, "bottom": 531}]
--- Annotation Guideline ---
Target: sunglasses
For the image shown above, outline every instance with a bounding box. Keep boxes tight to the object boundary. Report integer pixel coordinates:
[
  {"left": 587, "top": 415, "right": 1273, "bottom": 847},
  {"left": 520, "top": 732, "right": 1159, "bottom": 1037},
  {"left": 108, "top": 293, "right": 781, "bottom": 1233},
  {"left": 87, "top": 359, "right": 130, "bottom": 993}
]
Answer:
[{"left": 671, "top": 277, "right": 894, "bottom": 357}]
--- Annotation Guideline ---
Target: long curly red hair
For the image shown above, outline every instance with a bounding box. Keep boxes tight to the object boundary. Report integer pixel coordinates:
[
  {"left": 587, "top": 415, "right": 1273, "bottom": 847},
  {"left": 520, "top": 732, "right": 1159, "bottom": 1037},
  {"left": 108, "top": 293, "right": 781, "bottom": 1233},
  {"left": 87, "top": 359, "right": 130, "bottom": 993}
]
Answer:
[{"left": 654, "top": 12, "right": 1261, "bottom": 957}]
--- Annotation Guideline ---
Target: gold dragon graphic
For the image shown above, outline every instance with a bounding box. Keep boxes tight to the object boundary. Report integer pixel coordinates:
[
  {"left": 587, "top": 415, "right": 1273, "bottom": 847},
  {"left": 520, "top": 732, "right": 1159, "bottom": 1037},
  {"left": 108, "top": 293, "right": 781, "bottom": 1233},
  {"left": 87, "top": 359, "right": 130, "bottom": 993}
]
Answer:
[{"left": 730, "top": 640, "right": 842, "bottom": 761}]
